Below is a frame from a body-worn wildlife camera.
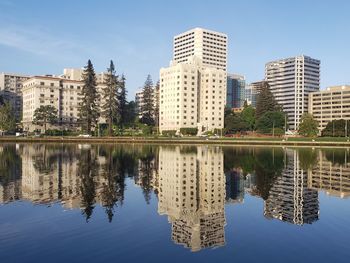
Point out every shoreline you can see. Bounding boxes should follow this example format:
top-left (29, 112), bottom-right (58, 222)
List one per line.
top-left (0, 136), bottom-right (349, 147)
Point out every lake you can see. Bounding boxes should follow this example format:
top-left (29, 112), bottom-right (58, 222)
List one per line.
top-left (0, 143), bottom-right (349, 263)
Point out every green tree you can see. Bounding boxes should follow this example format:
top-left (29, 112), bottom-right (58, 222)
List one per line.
top-left (255, 81), bottom-right (279, 119)
top-left (79, 60), bottom-right (100, 134)
top-left (33, 105), bottom-right (58, 133)
top-left (241, 105), bottom-right (255, 130)
top-left (102, 60), bottom-right (119, 136)
top-left (0, 103), bottom-right (16, 132)
top-left (224, 112), bottom-right (249, 134)
top-left (140, 75), bottom-right (155, 126)
top-left (322, 119), bottom-right (348, 137)
top-left (298, 113), bottom-right (319, 137)
top-left (117, 74), bottom-right (128, 131)
top-left (124, 101), bottom-right (137, 127)
top-left (256, 111), bottom-right (285, 135)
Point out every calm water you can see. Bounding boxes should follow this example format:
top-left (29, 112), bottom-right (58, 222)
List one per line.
top-left (0, 144), bottom-right (350, 263)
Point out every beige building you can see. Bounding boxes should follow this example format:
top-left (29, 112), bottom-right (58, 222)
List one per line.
top-left (22, 75), bottom-right (106, 132)
top-left (308, 85), bottom-right (350, 131)
top-left (173, 28), bottom-right (228, 71)
top-left (159, 57), bottom-right (226, 134)
top-left (158, 146), bottom-right (226, 251)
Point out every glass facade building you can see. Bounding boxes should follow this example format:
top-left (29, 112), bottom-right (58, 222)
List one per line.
top-left (226, 74), bottom-right (246, 109)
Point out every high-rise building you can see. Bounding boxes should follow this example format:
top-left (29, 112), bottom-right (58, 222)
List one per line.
top-left (0, 72), bottom-right (30, 121)
top-left (159, 57), bottom-right (226, 133)
top-left (173, 27), bottom-right (228, 71)
top-left (308, 85), bottom-right (350, 131)
top-left (265, 55), bottom-right (320, 130)
top-left (134, 87), bottom-right (158, 119)
top-left (245, 81), bottom-right (263, 108)
top-left (22, 75), bottom-right (106, 132)
top-left (226, 74), bottom-right (246, 109)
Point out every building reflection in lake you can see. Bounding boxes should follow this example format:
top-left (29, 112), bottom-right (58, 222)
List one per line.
top-left (158, 146), bottom-right (226, 252)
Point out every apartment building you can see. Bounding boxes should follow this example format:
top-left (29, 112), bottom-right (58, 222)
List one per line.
top-left (159, 57), bottom-right (226, 133)
top-left (265, 55), bottom-right (320, 130)
top-left (0, 72), bottom-right (30, 121)
top-left (308, 85), bottom-right (350, 131)
top-left (173, 27), bottom-right (228, 71)
top-left (22, 75), bottom-right (106, 132)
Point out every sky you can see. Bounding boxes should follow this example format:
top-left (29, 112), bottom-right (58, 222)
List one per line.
top-left (0, 0), bottom-right (349, 100)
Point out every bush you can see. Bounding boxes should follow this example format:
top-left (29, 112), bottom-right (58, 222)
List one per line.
top-left (180, 127), bottom-right (198, 136)
top-left (162, 130), bottom-right (177, 137)
top-left (141, 125), bottom-right (153, 136)
top-left (45, 129), bottom-right (79, 136)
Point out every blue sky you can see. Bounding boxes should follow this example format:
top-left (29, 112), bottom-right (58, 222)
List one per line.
top-left (0, 0), bottom-right (349, 100)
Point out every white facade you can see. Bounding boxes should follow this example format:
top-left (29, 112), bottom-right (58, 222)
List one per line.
top-left (159, 57), bottom-right (226, 133)
top-left (265, 55), bottom-right (320, 130)
top-left (22, 75), bottom-right (106, 132)
top-left (173, 28), bottom-right (228, 71)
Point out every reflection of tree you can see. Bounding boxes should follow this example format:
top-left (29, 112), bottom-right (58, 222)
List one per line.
top-left (297, 148), bottom-right (318, 170)
top-left (100, 146), bottom-right (125, 222)
top-left (323, 149), bottom-right (350, 166)
top-left (32, 145), bottom-right (58, 174)
top-left (223, 147), bottom-right (255, 175)
top-left (0, 145), bottom-right (21, 196)
top-left (77, 149), bottom-right (98, 222)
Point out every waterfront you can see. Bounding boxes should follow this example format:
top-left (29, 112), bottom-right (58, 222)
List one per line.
top-left (0, 143), bottom-right (350, 263)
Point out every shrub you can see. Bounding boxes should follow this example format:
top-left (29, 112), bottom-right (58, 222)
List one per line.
top-left (180, 127), bottom-right (198, 136)
top-left (162, 130), bottom-right (177, 137)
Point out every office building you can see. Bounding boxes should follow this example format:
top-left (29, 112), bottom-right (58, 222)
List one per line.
top-left (22, 75), bottom-right (106, 132)
top-left (308, 85), bottom-right (350, 131)
top-left (173, 27), bottom-right (227, 71)
top-left (245, 81), bottom-right (263, 108)
top-left (159, 57), bottom-right (226, 133)
top-left (226, 74), bottom-right (246, 109)
top-left (265, 55), bottom-right (320, 130)
top-left (0, 72), bottom-right (30, 121)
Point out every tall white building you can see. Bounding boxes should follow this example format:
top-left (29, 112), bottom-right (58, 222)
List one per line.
top-left (160, 28), bottom-right (227, 134)
top-left (265, 55), bottom-right (320, 130)
top-left (173, 27), bottom-right (228, 71)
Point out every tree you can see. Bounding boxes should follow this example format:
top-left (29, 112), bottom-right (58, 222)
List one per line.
top-left (241, 105), bottom-right (255, 130)
top-left (117, 74), bottom-right (128, 131)
top-left (0, 103), bottom-right (16, 132)
top-left (102, 60), bottom-right (119, 136)
top-left (33, 105), bottom-right (58, 133)
top-left (256, 111), bottom-right (285, 135)
top-left (124, 101), bottom-right (137, 127)
top-left (79, 60), bottom-right (100, 134)
top-left (224, 112), bottom-right (249, 134)
top-left (322, 119), bottom-right (348, 137)
top-left (255, 81), bottom-right (279, 119)
top-left (298, 113), bottom-right (319, 137)
top-left (140, 75), bottom-right (155, 126)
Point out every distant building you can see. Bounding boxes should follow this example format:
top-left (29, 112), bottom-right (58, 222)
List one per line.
top-left (265, 55), bottom-right (320, 130)
top-left (308, 85), bottom-right (350, 131)
top-left (226, 74), bottom-right (246, 109)
top-left (173, 27), bottom-right (228, 71)
top-left (0, 72), bottom-right (30, 121)
top-left (22, 75), bottom-right (106, 132)
top-left (245, 81), bottom-right (263, 108)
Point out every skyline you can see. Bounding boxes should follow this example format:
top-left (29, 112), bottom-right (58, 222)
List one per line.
top-left (0, 0), bottom-right (349, 100)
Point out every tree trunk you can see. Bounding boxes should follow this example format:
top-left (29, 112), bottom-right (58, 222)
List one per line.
top-left (108, 117), bottom-right (112, 137)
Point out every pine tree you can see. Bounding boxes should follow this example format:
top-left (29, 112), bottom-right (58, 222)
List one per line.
top-left (140, 75), bottom-right (155, 126)
top-left (255, 81), bottom-right (279, 119)
top-left (79, 60), bottom-right (100, 134)
top-left (102, 60), bottom-right (119, 136)
top-left (117, 74), bottom-right (128, 131)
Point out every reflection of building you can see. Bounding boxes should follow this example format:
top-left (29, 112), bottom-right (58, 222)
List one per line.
top-left (308, 85), bottom-right (350, 131)
top-left (158, 146), bottom-right (225, 252)
top-left (264, 149), bottom-right (319, 225)
top-left (308, 151), bottom-right (350, 198)
top-left (225, 168), bottom-right (244, 203)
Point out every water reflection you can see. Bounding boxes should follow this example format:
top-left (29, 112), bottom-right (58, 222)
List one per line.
top-left (1, 144), bottom-right (350, 252)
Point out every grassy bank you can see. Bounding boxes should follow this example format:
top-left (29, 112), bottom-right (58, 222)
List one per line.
top-left (0, 136), bottom-right (349, 147)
